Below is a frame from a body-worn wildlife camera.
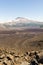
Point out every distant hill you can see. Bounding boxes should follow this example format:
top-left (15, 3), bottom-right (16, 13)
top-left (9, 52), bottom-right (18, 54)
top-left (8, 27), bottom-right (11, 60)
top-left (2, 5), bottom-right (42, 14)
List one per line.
top-left (0, 17), bottom-right (43, 30)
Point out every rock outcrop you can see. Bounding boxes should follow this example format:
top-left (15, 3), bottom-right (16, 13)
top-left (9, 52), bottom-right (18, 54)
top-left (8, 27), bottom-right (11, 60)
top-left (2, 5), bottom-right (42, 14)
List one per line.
top-left (0, 49), bottom-right (43, 65)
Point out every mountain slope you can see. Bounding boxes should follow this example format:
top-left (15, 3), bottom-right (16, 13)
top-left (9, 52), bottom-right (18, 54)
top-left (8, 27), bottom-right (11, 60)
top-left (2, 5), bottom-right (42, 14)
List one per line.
top-left (0, 17), bottom-right (43, 30)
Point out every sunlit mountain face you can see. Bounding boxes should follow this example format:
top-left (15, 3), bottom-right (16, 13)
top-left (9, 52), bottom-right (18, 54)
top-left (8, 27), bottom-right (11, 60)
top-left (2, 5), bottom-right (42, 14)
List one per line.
top-left (0, 17), bottom-right (43, 30)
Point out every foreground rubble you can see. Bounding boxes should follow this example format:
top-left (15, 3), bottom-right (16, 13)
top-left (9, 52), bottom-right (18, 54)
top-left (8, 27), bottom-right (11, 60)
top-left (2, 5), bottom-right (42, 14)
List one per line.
top-left (0, 49), bottom-right (43, 65)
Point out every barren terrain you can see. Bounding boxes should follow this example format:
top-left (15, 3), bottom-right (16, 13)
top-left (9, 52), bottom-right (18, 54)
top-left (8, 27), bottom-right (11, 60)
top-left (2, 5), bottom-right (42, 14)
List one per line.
top-left (0, 29), bottom-right (43, 65)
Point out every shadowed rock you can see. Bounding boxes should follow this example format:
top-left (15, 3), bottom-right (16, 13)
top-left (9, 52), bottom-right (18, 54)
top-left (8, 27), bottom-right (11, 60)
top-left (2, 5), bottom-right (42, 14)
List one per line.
top-left (38, 58), bottom-right (43, 64)
top-left (30, 59), bottom-right (38, 65)
top-left (3, 62), bottom-right (7, 65)
top-left (6, 56), bottom-right (12, 60)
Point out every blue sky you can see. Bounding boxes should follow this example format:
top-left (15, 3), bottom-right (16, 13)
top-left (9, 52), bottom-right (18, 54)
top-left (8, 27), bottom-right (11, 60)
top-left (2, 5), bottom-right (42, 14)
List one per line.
top-left (0, 0), bottom-right (43, 22)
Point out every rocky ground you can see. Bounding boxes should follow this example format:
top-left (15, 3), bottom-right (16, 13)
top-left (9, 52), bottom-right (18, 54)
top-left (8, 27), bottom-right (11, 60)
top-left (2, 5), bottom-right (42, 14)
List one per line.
top-left (0, 31), bottom-right (43, 65)
top-left (0, 49), bottom-right (43, 65)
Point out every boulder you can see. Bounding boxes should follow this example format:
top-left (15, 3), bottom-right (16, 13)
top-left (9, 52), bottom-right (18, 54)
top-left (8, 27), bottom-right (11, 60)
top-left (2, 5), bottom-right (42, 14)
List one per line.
top-left (30, 58), bottom-right (38, 65)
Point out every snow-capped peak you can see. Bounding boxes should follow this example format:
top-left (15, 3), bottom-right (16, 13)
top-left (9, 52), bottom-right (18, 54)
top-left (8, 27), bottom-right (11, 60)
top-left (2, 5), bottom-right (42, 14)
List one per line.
top-left (14, 17), bottom-right (31, 23)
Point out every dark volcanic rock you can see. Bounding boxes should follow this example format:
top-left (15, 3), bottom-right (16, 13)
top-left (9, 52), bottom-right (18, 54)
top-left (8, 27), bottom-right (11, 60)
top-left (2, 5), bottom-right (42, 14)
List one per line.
top-left (30, 59), bottom-right (38, 65)
top-left (38, 58), bottom-right (43, 64)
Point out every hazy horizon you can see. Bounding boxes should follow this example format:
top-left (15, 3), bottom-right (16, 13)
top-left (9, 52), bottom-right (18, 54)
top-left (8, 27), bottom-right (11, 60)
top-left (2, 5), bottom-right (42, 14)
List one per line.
top-left (0, 17), bottom-right (43, 23)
